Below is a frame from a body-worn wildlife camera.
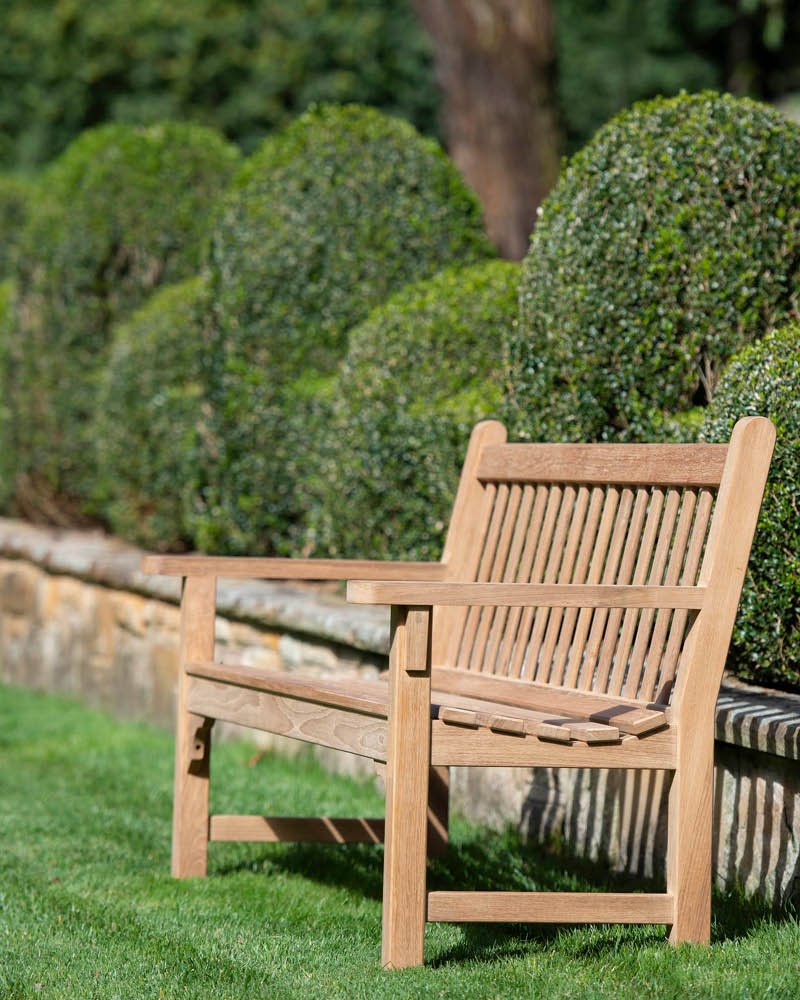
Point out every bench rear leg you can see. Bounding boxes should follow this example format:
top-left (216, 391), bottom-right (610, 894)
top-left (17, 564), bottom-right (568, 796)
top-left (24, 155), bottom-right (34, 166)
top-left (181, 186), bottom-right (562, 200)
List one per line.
top-left (427, 765), bottom-right (449, 858)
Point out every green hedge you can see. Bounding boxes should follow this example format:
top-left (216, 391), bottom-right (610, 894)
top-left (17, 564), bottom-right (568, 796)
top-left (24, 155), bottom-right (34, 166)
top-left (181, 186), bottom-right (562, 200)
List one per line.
top-left (0, 279), bottom-right (15, 510)
top-left (702, 324), bottom-right (800, 690)
top-left (306, 261), bottom-right (518, 561)
top-left (10, 122), bottom-right (240, 518)
top-left (195, 103), bottom-right (493, 555)
top-left (0, 0), bottom-right (437, 170)
top-left (0, 174), bottom-right (34, 278)
top-left (553, 0), bottom-right (730, 153)
top-left (506, 91), bottom-right (800, 444)
top-left (92, 277), bottom-right (209, 552)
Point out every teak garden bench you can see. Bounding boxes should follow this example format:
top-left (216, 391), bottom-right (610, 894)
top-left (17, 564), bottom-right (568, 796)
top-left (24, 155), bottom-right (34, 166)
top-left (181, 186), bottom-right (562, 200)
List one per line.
top-left (142, 416), bottom-right (774, 968)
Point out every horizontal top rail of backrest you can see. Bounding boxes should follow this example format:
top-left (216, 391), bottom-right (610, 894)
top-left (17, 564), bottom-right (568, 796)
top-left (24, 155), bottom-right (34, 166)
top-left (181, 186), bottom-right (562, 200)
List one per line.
top-left (477, 443), bottom-right (729, 488)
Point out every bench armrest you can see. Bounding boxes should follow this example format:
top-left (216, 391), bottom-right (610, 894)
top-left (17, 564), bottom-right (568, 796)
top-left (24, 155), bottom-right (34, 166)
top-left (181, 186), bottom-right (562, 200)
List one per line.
top-left (141, 555), bottom-right (446, 581)
top-left (346, 581), bottom-right (706, 609)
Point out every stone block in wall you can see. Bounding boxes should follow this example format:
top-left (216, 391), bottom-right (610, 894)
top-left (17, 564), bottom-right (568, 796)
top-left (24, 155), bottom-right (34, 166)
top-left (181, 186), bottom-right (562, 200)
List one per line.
top-left (111, 590), bottom-right (149, 638)
top-left (714, 742), bottom-right (800, 909)
top-left (1, 563), bottom-right (38, 616)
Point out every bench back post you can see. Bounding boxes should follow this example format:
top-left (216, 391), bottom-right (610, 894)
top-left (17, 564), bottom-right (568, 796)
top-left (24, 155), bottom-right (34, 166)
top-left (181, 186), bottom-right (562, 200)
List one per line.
top-left (433, 420), bottom-right (506, 665)
top-left (671, 416), bottom-right (775, 719)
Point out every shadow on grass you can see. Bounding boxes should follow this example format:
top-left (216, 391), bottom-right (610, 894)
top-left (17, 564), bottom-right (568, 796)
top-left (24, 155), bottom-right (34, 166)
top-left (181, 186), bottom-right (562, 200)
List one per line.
top-left (212, 823), bottom-right (785, 958)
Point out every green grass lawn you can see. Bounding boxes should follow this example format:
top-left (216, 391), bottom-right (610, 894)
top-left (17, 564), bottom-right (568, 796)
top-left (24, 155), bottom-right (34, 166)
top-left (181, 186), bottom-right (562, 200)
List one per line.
top-left (1, 683), bottom-right (798, 999)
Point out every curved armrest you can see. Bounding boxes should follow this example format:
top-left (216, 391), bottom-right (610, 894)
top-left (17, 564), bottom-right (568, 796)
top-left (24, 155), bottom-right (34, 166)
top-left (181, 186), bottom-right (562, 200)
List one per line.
top-left (141, 554), bottom-right (446, 581)
top-left (346, 581), bottom-right (706, 609)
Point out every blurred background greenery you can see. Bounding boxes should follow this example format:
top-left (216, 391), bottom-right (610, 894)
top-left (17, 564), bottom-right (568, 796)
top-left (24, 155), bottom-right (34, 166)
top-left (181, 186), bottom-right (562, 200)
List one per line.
top-left (2, 1), bottom-right (799, 255)
top-left (0, 1), bottom-right (798, 688)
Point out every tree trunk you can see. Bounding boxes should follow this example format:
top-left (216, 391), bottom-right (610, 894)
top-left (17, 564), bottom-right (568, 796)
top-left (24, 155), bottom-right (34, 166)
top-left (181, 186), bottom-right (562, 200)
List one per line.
top-left (414, 0), bottom-right (561, 260)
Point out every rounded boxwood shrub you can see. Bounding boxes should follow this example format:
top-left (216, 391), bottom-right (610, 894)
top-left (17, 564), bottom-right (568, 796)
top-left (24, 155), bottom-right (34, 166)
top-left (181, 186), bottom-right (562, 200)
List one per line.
top-left (11, 122), bottom-right (241, 518)
top-left (506, 91), bottom-right (800, 444)
top-left (305, 260), bottom-right (519, 561)
top-left (701, 324), bottom-right (800, 690)
top-left (93, 277), bottom-right (210, 551)
top-left (0, 173), bottom-right (34, 278)
top-left (196, 103), bottom-right (494, 555)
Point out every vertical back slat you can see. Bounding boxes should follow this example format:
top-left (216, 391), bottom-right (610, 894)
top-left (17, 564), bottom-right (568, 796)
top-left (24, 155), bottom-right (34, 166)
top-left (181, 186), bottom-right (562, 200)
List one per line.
top-left (508, 485), bottom-right (564, 678)
top-left (525, 485), bottom-right (578, 680)
top-left (562, 486), bottom-right (635, 689)
top-left (594, 489), bottom-right (665, 693)
top-left (548, 486), bottom-right (608, 686)
top-left (481, 484), bottom-right (536, 674)
top-left (469, 484), bottom-right (523, 671)
top-left (457, 483), bottom-right (508, 669)
top-left (652, 489), bottom-right (715, 702)
top-left (577, 487), bottom-right (650, 691)
top-left (635, 490), bottom-right (698, 701)
top-left (534, 486), bottom-right (594, 682)
top-left (494, 485), bottom-right (550, 677)
top-left (619, 488), bottom-right (682, 697)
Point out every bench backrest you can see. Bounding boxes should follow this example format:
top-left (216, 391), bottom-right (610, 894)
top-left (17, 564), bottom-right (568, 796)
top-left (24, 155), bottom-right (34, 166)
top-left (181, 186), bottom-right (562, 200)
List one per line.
top-left (433, 418), bottom-right (774, 715)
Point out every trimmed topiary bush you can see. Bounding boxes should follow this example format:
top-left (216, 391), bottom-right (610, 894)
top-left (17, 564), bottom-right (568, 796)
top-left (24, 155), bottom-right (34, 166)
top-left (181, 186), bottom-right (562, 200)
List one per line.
top-left (196, 103), bottom-right (494, 555)
top-left (506, 91), bottom-right (800, 444)
top-left (92, 277), bottom-right (210, 552)
top-left (305, 260), bottom-right (518, 561)
top-left (10, 123), bottom-right (241, 518)
top-left (0, 174), bottom-right (34, 278)
top-left (701, 323), bottom-right (800, 690)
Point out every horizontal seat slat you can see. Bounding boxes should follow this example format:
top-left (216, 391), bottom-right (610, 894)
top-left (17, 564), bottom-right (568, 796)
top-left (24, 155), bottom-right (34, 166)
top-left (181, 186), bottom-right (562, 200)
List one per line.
top-left (435, 697), bottom-right (617, 743)
top-left (438, 706), bottom-right (479, 728)
top-left (186, 663), bottom-right (623, 744)
top-left (186, 661), bottom-right (390, 716)
top-left (477, 443), bottom-right (728, 487)
top-left (488, 714), bottom-right (526, 736)
top-left (432, 667), bottom-right (669, 736)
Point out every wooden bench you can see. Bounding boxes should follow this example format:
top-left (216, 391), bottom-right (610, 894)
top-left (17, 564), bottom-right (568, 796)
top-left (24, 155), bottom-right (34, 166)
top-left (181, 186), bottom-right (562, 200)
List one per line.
top-left (143, 415), bottom-right (775, 968)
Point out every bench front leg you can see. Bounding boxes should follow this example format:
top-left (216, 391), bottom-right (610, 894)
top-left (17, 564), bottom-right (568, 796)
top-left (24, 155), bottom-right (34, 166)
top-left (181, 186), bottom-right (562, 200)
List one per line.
top-left (172, 575), bottom-right (217, 878)
top-left (381, 604), bottom-right (433, 969)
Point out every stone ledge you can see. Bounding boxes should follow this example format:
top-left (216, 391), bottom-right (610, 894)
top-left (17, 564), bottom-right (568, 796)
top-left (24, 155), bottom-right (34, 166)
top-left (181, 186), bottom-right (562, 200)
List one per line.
top-left (1, 518), bottom-right (797, 763)
top-left (0, 519), bottom-right (390, 655)
top-left (716, 678), bottom-right (800, 762)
